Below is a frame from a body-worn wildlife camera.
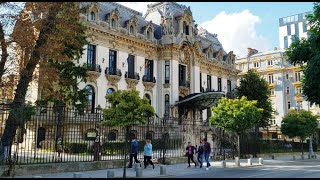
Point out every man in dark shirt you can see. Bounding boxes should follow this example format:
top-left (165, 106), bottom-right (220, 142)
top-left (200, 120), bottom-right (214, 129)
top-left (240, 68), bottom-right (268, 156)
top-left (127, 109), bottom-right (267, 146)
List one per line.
top-left (203, 138), bottom-right (211, 170)
top-left (128, 134), bottom-right (141, 168)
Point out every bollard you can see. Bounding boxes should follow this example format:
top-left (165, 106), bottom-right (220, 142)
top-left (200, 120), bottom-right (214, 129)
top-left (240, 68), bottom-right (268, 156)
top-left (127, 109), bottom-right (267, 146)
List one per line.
top-left (32, 176), bottom-right (42, 178)
top-left (293, 155), bottom-right (296, 160)
top-left (247, 158), bottom-right (252, 166)
top-left (135, 163), bottom-right (141, 171)
top-left (107, 170), bottom-right (115, 178)
top-left (301, 155), bottom-right (304, 160)
top-left (221, 161), bottom-right (226, 168)
top-left (73, 172), bottom-right (82, 178)
top-left (235, 157), bottom-right (240, 167)
top-left (160, 165), bottom-right (167, 175)
top-left (258, 158), bottom-right (263, 165)
top-left (136, 167), bottom-right (143, 177)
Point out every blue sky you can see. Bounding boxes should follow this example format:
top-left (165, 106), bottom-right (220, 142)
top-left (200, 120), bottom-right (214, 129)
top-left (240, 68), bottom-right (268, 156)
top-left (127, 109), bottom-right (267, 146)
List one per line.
top-left (120, 2), bottom-right (314, 56)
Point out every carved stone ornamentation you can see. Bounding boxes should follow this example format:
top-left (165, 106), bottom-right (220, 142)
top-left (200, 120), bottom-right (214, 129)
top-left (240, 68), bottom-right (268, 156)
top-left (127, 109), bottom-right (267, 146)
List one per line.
top-left (125, 79), bottom-right (139, 90)
top-left (179, 86), bottom-right (189, 97)
top-left (106, 74), bottom-right (121, 87)
top-left (87, 71), bottom-right (100, 84)
top-left (143, 82), bottom-right (156, 92)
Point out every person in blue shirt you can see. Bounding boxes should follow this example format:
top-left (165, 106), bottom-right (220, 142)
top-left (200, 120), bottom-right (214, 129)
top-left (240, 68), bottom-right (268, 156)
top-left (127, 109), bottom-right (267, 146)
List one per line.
top-left (196, 139), bottom-right (204, 168)
top-left (143, 139), bottom-right (154, 169)
top-left (128, 134), bottom-right (141, 168)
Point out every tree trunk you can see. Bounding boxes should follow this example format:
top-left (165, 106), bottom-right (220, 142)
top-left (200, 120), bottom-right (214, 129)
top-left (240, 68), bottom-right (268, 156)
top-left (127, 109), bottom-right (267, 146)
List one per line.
top-left (0, 3), bottom-right (62, 164)
top-left (237, 133), bottom-right (240, 159)
top-left (123, 126), bottom-right (132, 178)
top-left (254, 125), bottom-right (259, 157)
top-left (301, 139), bottom-right (304, 156)
top-left (0, 22), bottom-right (8, 84)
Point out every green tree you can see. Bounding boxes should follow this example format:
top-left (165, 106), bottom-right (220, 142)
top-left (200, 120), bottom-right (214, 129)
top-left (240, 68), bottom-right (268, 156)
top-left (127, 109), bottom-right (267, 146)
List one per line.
top-left (210, 96), bottom-right (263, 158)
top-left (281, 110), bottom-right (318, 156)
top-left (1, 2), bottom-right (88, 168)
top-left (101, 90), bottom-right (155, 178)
top-left (285, 2), bottom-right (320, 105)
top-left (236, 69), bottom-right (273, 156)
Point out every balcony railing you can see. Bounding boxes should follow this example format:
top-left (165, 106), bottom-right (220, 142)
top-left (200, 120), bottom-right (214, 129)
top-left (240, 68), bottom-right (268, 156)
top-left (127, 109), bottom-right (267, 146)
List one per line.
top-left (142, 75), bottom-right (156, 83)
top-left (125, 71), bottom-right (140, 80)
top-left (105, 67), bottom-right (122, 77)
top-left (179, 80), bottom-right (190, 88)
top-left (87, 64), bottom-right (101, 73)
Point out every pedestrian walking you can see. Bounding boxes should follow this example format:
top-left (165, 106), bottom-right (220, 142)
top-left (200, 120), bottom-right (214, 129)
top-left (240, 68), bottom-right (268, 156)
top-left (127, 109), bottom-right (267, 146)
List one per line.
top-left (185, 141), bottom-right (197, 168)
top-left (196, 139), bottom-right (204, 168)
top-left (128, 134), bottom-right (141, 168)
top-left (203, 138), bottom-right (211, 170)
top-left (143, 139), bottom-right (154, 169)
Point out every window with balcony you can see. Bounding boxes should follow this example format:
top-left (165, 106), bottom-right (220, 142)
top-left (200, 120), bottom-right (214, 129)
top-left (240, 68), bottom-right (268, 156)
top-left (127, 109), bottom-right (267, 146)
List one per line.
top-left (85, 85), bottom-right (95, 113)
top-left (286, 87), bottom-right (290, 94)
top-left (207, 75), bottom-right (211, 91)
top-left (87, 44), bottom-right (96, 65)
top-left (179, 64), bottom-right (187, 86)
top-left (108, 49), bottom-right (117, 74)
top-left (143, 59), bottom-right (154, 82)
top-left (268, 74), bottom-right (274, 84)
top-left (218, 77), bottom-right (222, 92)
top-left (165, 61), bottom-right (170, 84)
top-left (295, 71), bottom-right (301, 82)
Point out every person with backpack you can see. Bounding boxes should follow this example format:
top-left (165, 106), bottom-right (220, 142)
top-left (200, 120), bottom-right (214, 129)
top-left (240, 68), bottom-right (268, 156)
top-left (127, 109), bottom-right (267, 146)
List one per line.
top-left (196, 139), bottom-right (204, 168)
top-left (203, 138), bottom-right (211, 170)
top-left (128, 134), bottom-right (141, 168)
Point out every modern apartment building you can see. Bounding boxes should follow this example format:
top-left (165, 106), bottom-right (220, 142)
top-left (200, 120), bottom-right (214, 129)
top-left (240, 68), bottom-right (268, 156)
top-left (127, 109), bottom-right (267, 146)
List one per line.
top-left (279, 11), bottom-right (312, 49)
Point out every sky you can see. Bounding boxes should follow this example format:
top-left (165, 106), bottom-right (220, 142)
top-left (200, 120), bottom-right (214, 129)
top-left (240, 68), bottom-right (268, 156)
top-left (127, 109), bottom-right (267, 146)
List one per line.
top-left (119, 2), bottom-right (314, 57)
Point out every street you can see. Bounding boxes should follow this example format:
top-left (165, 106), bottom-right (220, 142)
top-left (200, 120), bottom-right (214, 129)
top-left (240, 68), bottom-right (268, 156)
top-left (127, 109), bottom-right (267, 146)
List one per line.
top-left (159, 160), bottom-right (320, 178)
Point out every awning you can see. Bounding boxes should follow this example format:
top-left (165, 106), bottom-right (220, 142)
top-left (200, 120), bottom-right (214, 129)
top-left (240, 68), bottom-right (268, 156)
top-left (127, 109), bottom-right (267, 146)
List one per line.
top-left (172, 91), bottom-right (225, 111)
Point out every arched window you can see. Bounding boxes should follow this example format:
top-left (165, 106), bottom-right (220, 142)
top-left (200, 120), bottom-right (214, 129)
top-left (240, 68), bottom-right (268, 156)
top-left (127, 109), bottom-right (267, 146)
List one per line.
top-left (111, 18), bottom-right (116, 28)
top-left (108, 132), bottom-right (117, 141)
top-left (147, 28), bottom-right (152, 39)
top-left (144, 94), bottom-right (151, 105)
top-left (129, 25), bottom-right (134, 34)
top-left (90, 11), bottom-right (95, 21)
top-left (85, 85), bottom-right (95, 113)
top-left (164, 94), bottom-right (170, 117)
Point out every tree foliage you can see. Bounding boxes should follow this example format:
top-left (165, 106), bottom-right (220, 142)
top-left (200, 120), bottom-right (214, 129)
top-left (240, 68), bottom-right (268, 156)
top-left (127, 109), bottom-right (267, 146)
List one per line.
top-left (101, 90), bottom-right (155, 127)
top-left (285, 2), bottom-right (320, 105)
top-left (281, 110), bottom-right (318, 141)
top-left (210, 96), bottom-right (263, 134)
top-left (236, 69), bottom-right (273, 128)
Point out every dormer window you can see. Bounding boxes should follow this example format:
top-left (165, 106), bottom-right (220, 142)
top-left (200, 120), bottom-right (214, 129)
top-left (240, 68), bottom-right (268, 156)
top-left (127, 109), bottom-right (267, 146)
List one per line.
top-left (90, 11), bottom-right (95, 21)
top-left (129, 25), bottom-right (134, 34)
top-left (183, 21), bottom-right (189, 35)
top-left (111, 18), bottom-right (116, 28)
top-left (147, 28), bottom-right (152, 40)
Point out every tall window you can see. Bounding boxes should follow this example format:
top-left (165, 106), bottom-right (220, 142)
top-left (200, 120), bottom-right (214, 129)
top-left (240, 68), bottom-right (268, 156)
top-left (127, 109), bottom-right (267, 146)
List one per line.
top-left (165, 61), bottom-right (170, 84)
top-left (207, 75), bottom-right (211, 91)
top-left (127, 55), bottom-right (135, 78)
top-left (144, 59), bottom-right (154, 79)
top-left (295, 86), bottom-right (302, 94)
top-left (164, 94), bottom-right (170, 117)
top-left (267, 60), bottom-right (273, 66)
top-left (270, 88), bottom-right (275, 96)
top-left (227, 80), bottom-right (231, 93)
top-left (147, 28), bottom-right (152, 39)
top-left (287, 24), bottom-right (291, 35)
top-left (179, 64), bottom-right (186, 85)
top-left (286, 73), bottom-right (289, 80)
top-left (109, 50), bottom-right (117, 73)
top-left (111, 18), bottom-right (116, 28)
top-left (268, 74), bottom-right (274, 84)
top-left (287, 101), bottom-right (291, 110)
top-left (207, 107), bottom-right (212, 120)
top-left (284, 36), bottom-right (288, 49)
top-left (286, 87), bottom-right (290, 94)
top-left (295, 71), bottom-right (301, 82)
top-left (85, 85), bottom-right (95, 113)
top-left (303, 21), bottom-right (307, 32)
top-left (217, 77), bottom-right (222, 92)
top-left (183, 21), bottom-right (189, 35)
top-left (129, 25), bottom-right (134, 34)
top-left (90, 12), bottom-right (95, 21)
top-left (144, 94), bottom-right (151, 105)
top-left (87, 44), bottom-right (96, 65)
top-left (200, 73), bottom-right (202, 92)
top-left (294, 23), bottom-right (299, 37)
top-left (253, 62), bottom-right (259, 68)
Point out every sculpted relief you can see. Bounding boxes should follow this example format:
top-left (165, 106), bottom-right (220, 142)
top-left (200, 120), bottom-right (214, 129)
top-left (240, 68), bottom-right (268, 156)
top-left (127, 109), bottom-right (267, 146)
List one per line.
top-left (158, 7), bottom-right (174, 35)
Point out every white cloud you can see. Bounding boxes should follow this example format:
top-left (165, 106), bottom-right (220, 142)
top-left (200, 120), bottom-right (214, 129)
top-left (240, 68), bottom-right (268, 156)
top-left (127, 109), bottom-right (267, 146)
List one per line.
top-left (200, 10), bottom-right (272, 56)
top-left (118, 2), bottom-right (149, 16)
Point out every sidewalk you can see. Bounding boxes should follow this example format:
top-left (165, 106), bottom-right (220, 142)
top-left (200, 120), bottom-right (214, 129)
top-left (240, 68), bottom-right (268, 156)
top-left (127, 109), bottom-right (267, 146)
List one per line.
top-left (14, 158), bottom-right (263, 178)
